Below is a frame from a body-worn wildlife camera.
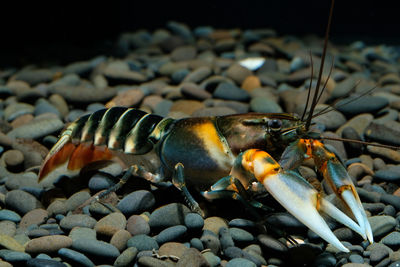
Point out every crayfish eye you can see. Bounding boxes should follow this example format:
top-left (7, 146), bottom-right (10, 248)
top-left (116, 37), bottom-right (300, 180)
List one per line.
top-left (268, 119), bottom-right (282, 132)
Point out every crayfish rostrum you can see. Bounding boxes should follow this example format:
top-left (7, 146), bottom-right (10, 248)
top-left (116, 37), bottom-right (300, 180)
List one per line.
top-left (38, 0), bottom-right (374, 253)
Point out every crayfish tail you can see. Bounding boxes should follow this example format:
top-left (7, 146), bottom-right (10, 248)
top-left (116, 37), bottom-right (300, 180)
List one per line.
top-left (38, 135), bottom-right (114, 188)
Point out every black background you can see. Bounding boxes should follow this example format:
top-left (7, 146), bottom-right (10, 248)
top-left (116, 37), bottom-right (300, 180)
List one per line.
top-left (1, 0), bottom-right (400, 67)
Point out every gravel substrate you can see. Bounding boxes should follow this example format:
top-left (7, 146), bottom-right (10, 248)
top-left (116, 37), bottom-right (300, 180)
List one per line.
top-left (0, 21), bottom-right (400, 267)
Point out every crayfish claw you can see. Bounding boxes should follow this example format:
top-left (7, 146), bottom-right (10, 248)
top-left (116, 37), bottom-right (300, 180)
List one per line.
top-left (261, 170), bottom-right (349, 252)
top-left (340, 189), bottom-right (373, 243)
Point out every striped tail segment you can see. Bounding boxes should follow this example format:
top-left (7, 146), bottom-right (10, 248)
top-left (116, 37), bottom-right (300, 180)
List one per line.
top-left (38, 107), bottom-right (174, 185)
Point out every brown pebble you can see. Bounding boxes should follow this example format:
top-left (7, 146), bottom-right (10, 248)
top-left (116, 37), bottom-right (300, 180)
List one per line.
top-left (25, 235), bottom-right (72, 254)
top-left (158, 242), bottom-right (188, 259)
top-left (126, 215), bottom-right (150, 236)
top-left (171, 45), bottom-right (197, 62)
top-left (176, 248), bottom-right (209, 267)
top-left (141, 95), bottom-right (164, 111)
top-left (105, 89), bottom-right (144, 108)
top-left (2, 150), bottom-right (24, 172)
top-left (225, 64), bottom-right (253, 85)
top-left (110, 229), bottom-right (131, 252)
top-left (94, 212), bottom-right (126, 236)
top-left (20, 209), bottom-right (49, 229)
top-left (169, 100), bottom-right (204, 115)
top-left (373, 158), bottom-right (386, 170)
top-left (347, 163), bottom-right (374, 181)
top-left (203, 217), bottom-right (228, 235)
top-left (10, 114), bottom-right (34, 128)
top-left (367, 146), bottom-right (400, 163)
top-left (0, 131), bottom-right (13, 147)
top-left (248, 42), bottom-right (274, 55)
top-left (241, 75), bottom-right (261, 91)
top-left (393, 188), bottom-right (400, 197)
top-left (49, 94), bottom-right (69, 117)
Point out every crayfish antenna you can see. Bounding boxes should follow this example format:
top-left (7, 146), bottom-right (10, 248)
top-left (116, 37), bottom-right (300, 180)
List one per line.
top-left (303, 0), bottom-right (335, 131)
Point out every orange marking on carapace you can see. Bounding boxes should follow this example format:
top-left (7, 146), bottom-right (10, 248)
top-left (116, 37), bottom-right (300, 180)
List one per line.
top-left (67, 144), bottom-right (113, 170)
top-left (38, 142), bottom-right (76, 182)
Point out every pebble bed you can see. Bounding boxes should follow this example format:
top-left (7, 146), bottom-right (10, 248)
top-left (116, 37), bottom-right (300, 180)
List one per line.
top-left (0, 21), bottom-right (399, 267)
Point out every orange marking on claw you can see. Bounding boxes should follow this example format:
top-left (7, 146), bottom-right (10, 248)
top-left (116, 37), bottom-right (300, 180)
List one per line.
top-left (242, 149), bottom-right (280, 183)
top-left (38, 142), bottom-right (76, 182)
top-left (67, 144), bottom-right (113, 170)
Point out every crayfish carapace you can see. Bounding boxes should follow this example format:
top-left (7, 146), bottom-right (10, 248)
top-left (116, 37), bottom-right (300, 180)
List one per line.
top-left (38, 0), bottom-right (375, 253)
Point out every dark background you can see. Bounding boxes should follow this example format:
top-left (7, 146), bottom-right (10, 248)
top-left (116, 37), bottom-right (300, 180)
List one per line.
top-left (1, 0), bottom-right (400, 67)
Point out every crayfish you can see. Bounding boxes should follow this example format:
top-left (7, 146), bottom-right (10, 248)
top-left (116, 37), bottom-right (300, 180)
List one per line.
top-left (39, 0), bottom-right (377, 253)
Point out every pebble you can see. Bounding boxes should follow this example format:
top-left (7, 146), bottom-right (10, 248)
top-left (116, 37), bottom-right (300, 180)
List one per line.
top-left (72, 238), bottom-right (120, 260)
top-left (4, 103), bottom-right (35, 122)
top-left (117, 190), bottom-right (155, 216)
top-left (127, 234), bottom-right (159, 252)
top-left (219, 227), bottom-right (235, 250)
top-left (226, 258), bottom-right (256, 267)
top-left (229, 227), bottom-right (254, 243)
top-left (94, 212), bottom-right (126, 236)
top-left (203, 216), bottom-right (228, 235)
top-left (201, 233), bottom-right (221, 255)
top-left (336, 96), bottom-right (388, 116)
top-left (365, 122), bottom-right (400, 146)
top-left (184, 213), bottom-right (204, 230)
top-left (155, 225), bottom-right (187, 244)
top-left (213, 82), bottom-right (250, 101)
top-left (249, 96), bottom-right (283, 113)
top-left (110, 229), bottom-right (131, 252)
top-left (381, 231), bottom-right (400, 247)
top-left (0, 209), bottom-right (21, 222)
top-left (105, 89), bottom-right (144, 108)
top-left (367, 146), bottom-right (400, 163)
top-left (374, 166), bottom-right (400, 181)
top-left (49, 86), bottom-right (117, 104)
top-left (349, 254), bottom-right (364, 263)
top-left (59, 214), bottom-right (97, 230)
top-left (183, 66), bottom-right (212, 83)
top-left (5, 190), bottom-right (42, 215)
top-left (137, 256), bottom-right (175, 267)
top-left (25, 235), bottom-right (72, 254)
top-left (369, 216), bottom-right (397, 237)
top-left (2, 251), bottom-right (31, 263)
top-left (158, 242), bottom-right (188, 259)
top-left (26, 258), bottom-right (67, 267)
top-left (68, 227), bottom-right (97, 242)
top-left (2, 149), bottom-right (24, 171)
top-left (313, 104), bottom-right (347, 130)
top-left (58, 247), bottom-right (95, 267)
top-left (148, 203), bottom-right (190, 229)
top-left (171, 46), bottom-right (197, 62)
top-left (257, 234), bottom-right (288, 254)
top-left (202, 251), bottom-right (221, 267)
top-left (176, 247), bottom-right (209, 267)
top-left (19, 209), bottom-right (48, 229)
top-left (181, 83), bottom-right (212, 100)
top-left (7, 117), bottom-right (64, 139)
top-left (192, 106), bottom-right (236, 116)
top-left (241, 75), bottom-right (261, 91)
top-left (190, 238), bottom-right (204, 251)
top-left (114, 247), bottom-right (137, 267)
top-left (225, 64), bottom-right (254, 85)
top-left (0, 234), bottom-right (25, 252)
top-left (380, 194), bottom-right (400, 210)
top-left (126, 214), bottom-right (150, 236)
